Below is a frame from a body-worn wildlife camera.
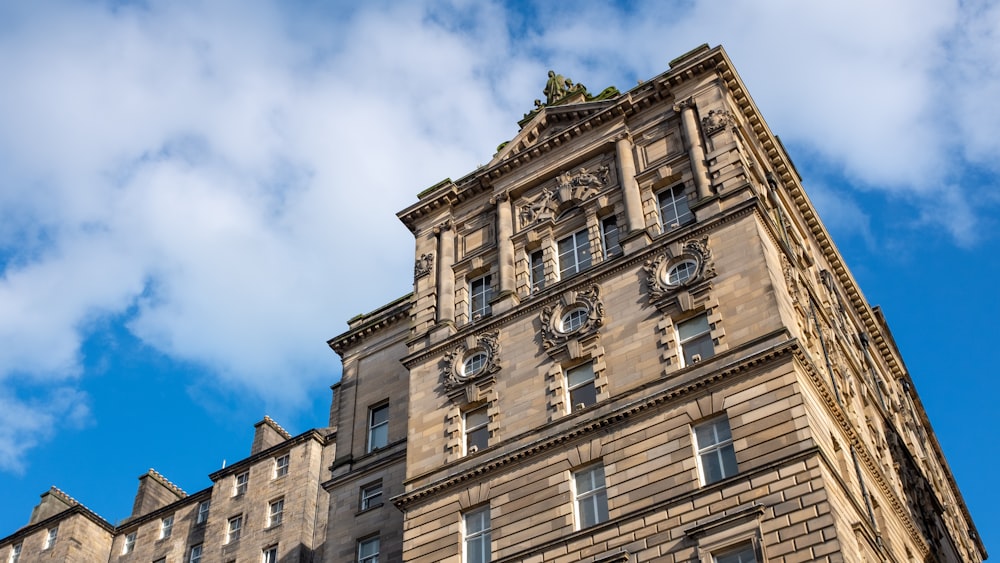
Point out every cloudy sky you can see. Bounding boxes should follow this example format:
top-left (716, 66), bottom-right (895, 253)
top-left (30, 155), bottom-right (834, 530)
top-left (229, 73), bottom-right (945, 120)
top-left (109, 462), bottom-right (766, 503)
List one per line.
top-left (0, 0), bottom-right (996, 551)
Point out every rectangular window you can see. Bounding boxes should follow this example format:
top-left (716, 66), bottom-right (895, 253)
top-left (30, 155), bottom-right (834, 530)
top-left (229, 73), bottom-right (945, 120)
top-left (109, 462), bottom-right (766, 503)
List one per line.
top-left (601, 216), bottom-right (621, 258)
top-left (464, 405), bottom-right (489, 454)
top-left (358, 536), bottom-right (379, 563)
top-left (189, 544), bottom-right (203, 563)
top-left (196, 500), bottom-right (210, 524)
top-left (469, 275), bottom-right (493, 319)
top-left (227, 515), bottom-right (243, 544)
top-left (44, 527), bottom-right (57, 549)
top-left (268, 498), bottom-right (284, 527)
top-left (274, 454), bottom-right (290, 478)
top-left (367, 403), bottom-right (389, 452)
top-left (9, 544), bottom-right (21, 563)
top-left (573, 464), bottom-right (609, 529)
top-left (694, 415), bottom-right (739, 485)
top-left (263, 546), bottom-right (278, 563)
top-left (558, 229), bottom-right (591, 279)
top-left (714, 542), bottom-right (757, 563)
top-left (530, 250), bottom-right (545, 292)
top-left (678, 314), bottom-right (714, 365)
top-left (566, 363), bottom-right (597, 412)
top-left (160, 515), bottom-right (173, 539)
top-left (234, 471), bottom-right (249, 496)
top-left (658, 184), bottom-right (693, 230)
top-left (123, 532), bottom-right (136, 554)
top-left (463, 506), bottom-right (491, 563)
top-left (360, 482), bottom-right (383, 511)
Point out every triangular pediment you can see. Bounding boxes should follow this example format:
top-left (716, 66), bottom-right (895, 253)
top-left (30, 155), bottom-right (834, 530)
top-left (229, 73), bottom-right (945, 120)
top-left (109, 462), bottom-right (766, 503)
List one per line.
top-left (489, 97), bottom-right (619, 168)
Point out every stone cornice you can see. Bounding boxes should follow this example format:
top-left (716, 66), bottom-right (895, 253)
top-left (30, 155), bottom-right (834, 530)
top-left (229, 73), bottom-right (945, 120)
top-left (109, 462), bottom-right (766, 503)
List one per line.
top-left (393, 339), bottom-right (797, 510)
top-left (790, 346), bottom-right (931, 557)
top-left (722, 47), bottom-right (984, 551)
top-left (328, 294), bottom-right (412, 356)
top-left (396, 47), bottom-right (732, 235)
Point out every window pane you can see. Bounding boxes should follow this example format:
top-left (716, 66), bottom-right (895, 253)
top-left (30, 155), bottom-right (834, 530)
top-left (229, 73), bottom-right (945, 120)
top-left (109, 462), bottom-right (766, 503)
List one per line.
top-left (602, 217), bottom-right (620, 257)
top-left (530, 251), bottom-right (545, 291)
top-left (569, 383), bottom-right (597, 410)
top-left (715, 543), bottom-right (757, 563)
top-left (683, 334), bottom-right (715, 364)
top-left (567, 363), bottom-right (594, 387)
top-left (467, 426), bottom-right (489, 452)
top-left (678, 315), bottom-right (710, 340)
top-left (466, 406), bottom-right (488, 427)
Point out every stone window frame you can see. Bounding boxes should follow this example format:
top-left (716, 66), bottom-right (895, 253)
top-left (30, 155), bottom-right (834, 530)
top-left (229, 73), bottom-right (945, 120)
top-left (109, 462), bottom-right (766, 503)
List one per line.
top-left (226, 514), bottom-right (243, 544)
top-left (455, 261), bottom-right (498, 327)
top-left (366, 402), bottom-right (390, 453)
top-left (233, 471), bottom-right (249, 497)
top-left (655, 301), bottom-right (725, 378)
top-left (160, 514), bottom-right (174, 539)
top-left (357, 535), bottom-right (380, 563)
top-left (572, 462), bottom-right (609, 530)
top-left (444, 390), bottom-right (499, 464)
top-left (188, 543), bottom-right (203, 563)
top-left (44, 527), bottom-right (57, 550)
top-left (196, 500), bottom-right (210, 525)
top-left (463, 403), bottom-right (490, 455)
top-left (267, 497), bottom-right (284, 527)
top-left (462, 504), bottom-right (492, 563)
top-left (684, 504), bottom-right (766, 563)
top-left (123, 531), bottom-right (136, 554)
top-left (656, 182), bottom-right (695, 232)
top-left (262, 545), bottom-right (278, 563)
top-left (540, 284), bottom-right (606, 354)
top-left (692, 414), bottom-right (739, 486)
top-left (273, 453), bottom-right (290, 479)
top-left (545, 342), bottom-right (607, 422)
top-left (359, 480), bottom-right (383, 512)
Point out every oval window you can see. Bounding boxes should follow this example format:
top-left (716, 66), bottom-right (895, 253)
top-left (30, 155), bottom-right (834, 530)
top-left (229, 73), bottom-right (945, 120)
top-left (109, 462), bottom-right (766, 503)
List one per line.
top-left (666, 259), bottom-right (698, 285)
top-left (560, 307), bottom-right (588, 333)
top-left (462, 351), bottom-right (488, 377)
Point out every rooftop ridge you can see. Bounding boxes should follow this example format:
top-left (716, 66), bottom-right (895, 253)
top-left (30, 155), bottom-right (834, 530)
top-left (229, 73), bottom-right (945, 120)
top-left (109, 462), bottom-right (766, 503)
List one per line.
top-left (144, 468), bottom-right (187, 498)
top-left (261, 415), bottom-right (292, 440)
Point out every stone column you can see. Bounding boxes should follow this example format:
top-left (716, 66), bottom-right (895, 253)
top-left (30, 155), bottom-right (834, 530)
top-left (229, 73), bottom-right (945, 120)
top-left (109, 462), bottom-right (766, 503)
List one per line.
top-left (676, 98), bottom-right (711, 200)
top-left (615, 133), bottom-right (644, 233)
top-left (434, 221), bottom-right (455, 324)
top-left (494, 192), bottom-right (515, 293)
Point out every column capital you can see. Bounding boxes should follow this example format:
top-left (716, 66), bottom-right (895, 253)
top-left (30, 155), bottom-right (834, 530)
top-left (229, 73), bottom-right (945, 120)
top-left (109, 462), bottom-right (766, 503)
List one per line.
top-left (673, 97), bottom-right (696, 113)
top-left (489, 190), bottom-right (510, 205)
top-left (433, 220), bottom-right (453, 235)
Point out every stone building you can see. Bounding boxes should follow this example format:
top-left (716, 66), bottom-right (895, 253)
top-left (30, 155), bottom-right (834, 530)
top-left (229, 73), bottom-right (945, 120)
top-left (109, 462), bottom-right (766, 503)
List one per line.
top-left (0, 44), bottom-right (986, 563)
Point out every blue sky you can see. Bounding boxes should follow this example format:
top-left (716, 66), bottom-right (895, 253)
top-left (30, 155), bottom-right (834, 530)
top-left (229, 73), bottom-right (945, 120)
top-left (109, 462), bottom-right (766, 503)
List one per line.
top-left (0, 0), bottom-right (996, 552)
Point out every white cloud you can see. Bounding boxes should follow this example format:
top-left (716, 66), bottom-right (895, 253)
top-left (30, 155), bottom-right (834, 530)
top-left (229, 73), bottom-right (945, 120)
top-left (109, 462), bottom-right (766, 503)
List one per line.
top-left (0, 0), bottom-right (997, 471)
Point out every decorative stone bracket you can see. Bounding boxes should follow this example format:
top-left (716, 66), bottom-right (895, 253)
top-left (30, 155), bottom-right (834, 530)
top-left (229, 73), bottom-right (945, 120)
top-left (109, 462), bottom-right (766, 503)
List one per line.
top-left (643, 236), bottom-right (715, 312)
top-left (441, 330), bottom-right (501, 404)
top-left (540, 284), bottom-right (605, 356)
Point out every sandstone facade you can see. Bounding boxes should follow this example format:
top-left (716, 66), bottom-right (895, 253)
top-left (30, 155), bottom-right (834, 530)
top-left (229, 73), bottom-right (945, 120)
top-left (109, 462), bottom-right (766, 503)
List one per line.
top-left (0, 44), bottom-right (985, 563)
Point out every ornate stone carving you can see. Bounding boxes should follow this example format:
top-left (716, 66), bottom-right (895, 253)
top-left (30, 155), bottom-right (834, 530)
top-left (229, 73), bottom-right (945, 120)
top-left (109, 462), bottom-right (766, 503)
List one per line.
top-left (643, 236), bottom-right (715, 305)
top-left (540, 284), bottom-right (605, 351)
top-left (700, 109), bottom-right (735, 135)
top-left (518, 165), bottom-right (610, 229)
top-left (442, 330), bottom-right (501, 397)
top-left (543, 70), bottom-right (587, 105)
top-left (414, 253), bottom-right (433, 279)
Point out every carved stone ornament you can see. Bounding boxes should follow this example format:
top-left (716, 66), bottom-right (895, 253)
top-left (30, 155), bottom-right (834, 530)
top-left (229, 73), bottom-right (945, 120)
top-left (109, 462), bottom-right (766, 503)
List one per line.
top-left (700, 109), bottom-right (736, 135)
top-left (414, 253), bottom-right (434, 279)
top-left (518, 165), bottom-right (610, 229)
top-left (643, 236), bottom-right (715, 308)
top-left (540, 284), bottom-right (605, 350)
top-left (442, 330), bottom-right (501, 394)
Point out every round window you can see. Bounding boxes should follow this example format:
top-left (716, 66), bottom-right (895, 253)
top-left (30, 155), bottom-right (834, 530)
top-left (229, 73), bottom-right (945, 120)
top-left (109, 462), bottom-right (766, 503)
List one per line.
top-left (665, 259), bottom-right (698, 285)
top-left (462, 351), bottom-right (488, 377)
top-left (560, 307), bottom-right (588, 333)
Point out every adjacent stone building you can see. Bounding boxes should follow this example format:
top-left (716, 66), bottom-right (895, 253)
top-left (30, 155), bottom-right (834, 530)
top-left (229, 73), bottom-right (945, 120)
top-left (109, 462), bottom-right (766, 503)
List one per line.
top-left (0, 44), bottom-right (986, 563)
